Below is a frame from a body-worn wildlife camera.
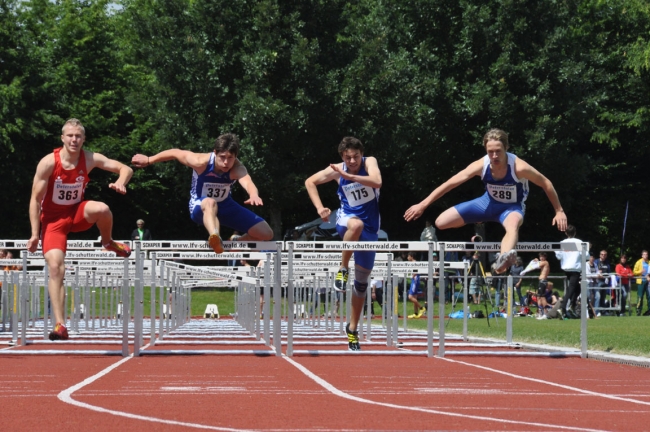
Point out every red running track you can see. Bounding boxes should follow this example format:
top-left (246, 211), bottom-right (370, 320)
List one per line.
top-left (1, 346), bottom-right (649, 431)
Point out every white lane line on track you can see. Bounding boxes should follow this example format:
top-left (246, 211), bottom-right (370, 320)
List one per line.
top-left (437, 356), bottom-right (650, 407)
top-left (57, 345), bottom-right (252, 432)
top-left (280, 353), bottom-right (606, 432)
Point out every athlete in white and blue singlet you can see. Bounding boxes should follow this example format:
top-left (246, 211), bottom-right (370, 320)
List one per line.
top-left (132, 134), bottom-right (273, 254)
top-left (404, 129), bottom-right (567, 274)
top-left (305, 137), bottom-right (382, 350)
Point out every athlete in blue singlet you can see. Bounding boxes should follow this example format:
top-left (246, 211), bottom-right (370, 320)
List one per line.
top-left (404, 128), bottom-right (567, 274)
top-left (132, 134), bottom-right (273, 254)
top-left (305, 137), bottom-right (382, 351)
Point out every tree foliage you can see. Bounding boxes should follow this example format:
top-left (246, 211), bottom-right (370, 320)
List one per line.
top-left (1, 0), bottom-right (649, 257)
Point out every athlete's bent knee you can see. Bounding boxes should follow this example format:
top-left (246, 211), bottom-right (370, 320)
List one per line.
top-left (352, 266), bottom-right (372, 298)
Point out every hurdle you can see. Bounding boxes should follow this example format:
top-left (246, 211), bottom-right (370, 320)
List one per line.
top-left (0, 238), bottom-right (590, 359)
top-left (437, 241), bottom-right (588, 358)
top-left (0, 239), bottom-right (137, 356)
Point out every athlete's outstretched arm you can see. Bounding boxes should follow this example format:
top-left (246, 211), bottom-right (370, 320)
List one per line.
top-left (27, 156), bottom-right (54, 252)
top-left (329, 156), bottom-right (382, 188)
top-left (89, 151), bottom-right (133, 194)
top-left (515, 159), bottom-right (567, 231)
top-left (305, 166), bottom-right (340, 222)
top-left (404, 159), bottom-right (483, 222)
top-left (131, 149), bottom-right (207, 172)
top-left (238, 174), bottom-right (263, 206)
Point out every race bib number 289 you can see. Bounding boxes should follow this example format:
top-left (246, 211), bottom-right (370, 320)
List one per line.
top-left (487, 184), bottom-right (517, 203)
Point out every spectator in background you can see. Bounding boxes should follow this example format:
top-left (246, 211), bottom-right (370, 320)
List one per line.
top-left (227, 231), bottom-right (242, 266)
top-left (523, 253), bottom-right (553, 315)
top-left (368, 278), bottom-right (384, 318)
top-left (407, 272), bottom-right (425, 318)
top-left (510, 256), bottom-right (525, 306)
top-left (615, 254), bottom-right (633, 316)
top-left (420, 219), bottom-right (437, 260)
top-left (555, 225), bottom-right (583, 318)
top-left (467, 251), bottom-right (482, 304)
top-left (633, 250), bottom-right (650, 316)
top-left (594, 250), bottom-right (611, 316)
top-left (586, 252), bottom-right (598, 308)
top-left (420, 219), bottom-right (438, 242)
top-left (131, 219), bottom-right (153, 241)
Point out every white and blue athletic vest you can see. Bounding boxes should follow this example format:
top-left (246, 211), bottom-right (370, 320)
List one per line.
top-left (481, 152), bottom-right (529, 208)
top-left (189, 152), bottom-right (236, 211)
top-left (336, 157), bottom-right (381, 233)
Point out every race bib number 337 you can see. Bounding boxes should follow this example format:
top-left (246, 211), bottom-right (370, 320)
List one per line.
top-left (201, 182), bottom-right (230, 202)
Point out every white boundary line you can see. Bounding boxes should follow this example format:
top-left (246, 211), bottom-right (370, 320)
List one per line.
top-left (436, 356), bottom-right (650, 407)
top-left (280, 353), bottom-right (606, 432)
top-left (282, 355), bottom-right (600, 431)
top-left (57, 346), bottom-right (252, 432)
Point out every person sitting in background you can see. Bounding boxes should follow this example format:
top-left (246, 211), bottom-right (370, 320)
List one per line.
top-left (537, 292), bottom-right (563, 320)
top-left (131, 219), bottom-right (153, 241)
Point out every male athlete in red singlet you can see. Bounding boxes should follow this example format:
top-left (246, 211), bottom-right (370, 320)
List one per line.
top-left (27, 119), bottom-right (133, 340)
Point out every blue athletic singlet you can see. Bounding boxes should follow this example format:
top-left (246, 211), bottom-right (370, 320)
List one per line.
top-left (455, 152), bottom-right (528, 225)
top-left (189, 152), bottom-right (235, 210)
top-left (188, 152), bottom-right (265, 233)
top-left (335, 157), bottom-right (381, 270)
top-left (481, 152), bottom-right (529, 207)
top-left (336, 157), bottom-right (381, 234)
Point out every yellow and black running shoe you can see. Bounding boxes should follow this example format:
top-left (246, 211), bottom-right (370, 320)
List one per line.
top-left (334, 267), bottom-right (348, 292)
top-left (346, 323), bottom-right (360, 351)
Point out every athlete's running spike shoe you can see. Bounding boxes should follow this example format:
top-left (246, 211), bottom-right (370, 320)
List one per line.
top-left (103, 241), bottom-right (132, 258)
top-left (492, 249), bottom-right (517, 274)
top-left (334, 268), bottom-right (348, 292)
top-left (346, 323), bottom-right (360, 351)
top-left (49, 322), bottom-right (69, 341)
top-left (416, 306), bottom-right (426, 318)
top-left (208, 233), bottom-right (224, 254)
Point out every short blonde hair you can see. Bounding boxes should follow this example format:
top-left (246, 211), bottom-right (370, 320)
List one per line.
top-left (62, 118), bottom-right (86, 136)
top-left (136, 219), bottom-right (145, 225)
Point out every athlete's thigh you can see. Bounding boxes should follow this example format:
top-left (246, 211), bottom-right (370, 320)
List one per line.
top-left (353, 229), bottom-right (379, 269)
top-left (41, 213), bottom-right (74, 254)
top-left (499, 206), bottom-right (524, 227)
top-left (71, 201), bottom-right (94, 233)
top-left (452, 194), bottom-right (492, 225)
top-left (218, 199), bottom-right (266, 233)
top-left (190, 198), bottom-right (206, 225)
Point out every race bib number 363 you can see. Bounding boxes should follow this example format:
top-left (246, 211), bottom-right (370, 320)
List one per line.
top-left (201, 182), bottom-right (230, 202)
top-left (343, 183), bottom-right (375, 206)
top-left (487, 184), bottom-right (517, 203)
top-left (53, 182), bottom-right (83, 205)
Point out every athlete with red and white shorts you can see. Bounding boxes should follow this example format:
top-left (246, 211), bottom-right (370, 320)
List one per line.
top-left (27, 119), bottom-right (133, 341)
